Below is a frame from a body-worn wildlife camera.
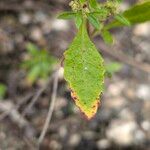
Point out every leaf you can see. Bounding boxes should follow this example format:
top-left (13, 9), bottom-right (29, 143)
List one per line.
top-left (57, 11), bottom-right (77, 20)
top-left (0, 83), bottom-right (7, 99)
top-left (88, 13), bottom-right (101, 30)
top-left (106, 1), bottom-right (150, 29)
top-left (27, 66), bottom-right (41, 84)
top-left (89, 0), bottom-right (98, 9)
top-left (101, 30), bottom-right (114, 45)
top-left (75, 12), bottom-right (83, 28)
top-left (79, 0), bottom-right (86, 4)
top-left (64, 22), bottom-right (105, 119)
top-left (90, 9), bottom-right (108, 19)
top-left (26, 43), bottom-right (39, 56)
top-left (116, 0), bottom-right (123, 3)
top-left (105, 61), bottom-right (122, 77)
top-left (115, 14), bottom-right (130, 26)
top-left (22, 43), bottom-right (57, 85)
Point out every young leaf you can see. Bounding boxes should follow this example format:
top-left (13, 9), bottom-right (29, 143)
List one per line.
top-left (75, 12), bottom-right (83, 28)
top-left (57, 11), bottom-right (77, 20)
top-left (89, 0), bottom-right (98, 9)
top-left (106, 1), bottom-right (150, 29)
top-left (105, 61), bottom-right (122, 75)
top-left (27, 66), bottom-right (41, 84)
top-left (64, 22), bottom-right (105, 120)
top-left (0, 83), bottom-right (7, 99)
top-left (101, 30), bottom-right (114, 45)
top-left (26, 43), bottom-right (39, 56)
top-left (22, 43), bottom-right (56, 85)
top-left (79, 0), bottom-right (86, 4)
top-left (88, 13), bottom-right (101, 30)
top-left (115, 14), bottom-right (130, 26)
top-left (90, 9), bottom-right (108, 19)
top-left (116, 0), bottom-right (123, 3)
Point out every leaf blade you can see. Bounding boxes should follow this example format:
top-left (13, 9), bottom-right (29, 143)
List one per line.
top-left (64, 22), bottom-right (105, 119)
top-left (57, 11), bottom-right (77, 20)
top-left (88, 13), bottom-right (101, 30)
top-left (101, 30), bottom-right (114, 44)
top-left (106, 1), bottom-right (150, 29)
top-left (115, 14), bottom-right (130, 26)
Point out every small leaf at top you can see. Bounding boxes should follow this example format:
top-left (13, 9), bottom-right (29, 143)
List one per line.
top-left (106, 1), bottom-right (150, 29)
top-left (88, 13), bottom-right (101, 30)
top-left (79, 0), bottom-right (86, 4)
top-left (105, 61), bottom-right (122, 75)
top-left (116, 0), bottom-right (123, 3)
top-left (101, 30), bottom-right (114, 45)
top-left (26, 43), bottom-right (39, 56)
top-left (57, 11), bottom-right (77, 20)
top-left (0, 84), bottom-right (7, 99)
top-left (89, 0), bottom-right (99, 9)
top-left (64, 21), bottom-right (105, 119)
top-left (115, 14), bottom-right (130, 26)
top-left (75, 12), bottom-right (83, 28)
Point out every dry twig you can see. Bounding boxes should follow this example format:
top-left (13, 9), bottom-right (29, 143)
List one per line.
top-left (22, 77), bottom-right (53, 117)
top-left (0, 101), bottom-right (29, 128)
top-left (38, 68), bottom-right (60, 146)
top-left (0, 93), bottom-right (33, 121)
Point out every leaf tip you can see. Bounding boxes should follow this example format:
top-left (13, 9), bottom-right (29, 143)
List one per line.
top-left (70, 89), bottom-right (101, 120)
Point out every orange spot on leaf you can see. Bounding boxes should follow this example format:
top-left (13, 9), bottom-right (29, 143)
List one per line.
top-left (70, 88), bottom-right (101, 120)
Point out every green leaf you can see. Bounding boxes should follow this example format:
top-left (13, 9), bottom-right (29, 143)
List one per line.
top-left (116, 0), bottom-right (123, 3)
top-left (115, 14), bottom-right (130, 26)
top-left (57, 11), bottom-right (77, 20)
top-left (64, 22), bottom-right (105, 119)
top-left (0, 83), bottom-right (7, 99)
top-left (106, 1), bottom-right (150, 29)
top-left (79, 0), bottom-right (86, 4)
top-left (105, 61), bottom-right (122, 75)
top-left (75, 12), bottom-right (83, 28)
top-left (90, 9), bottom-right (108, 19)
top-left (101, 30), bottom-right (114, 45)
top-left (89, 0), bottom-right (98, 9)
top-left (22, 43), bottom-right (57, 85)
top-left (89, 9), bottom-right (109, 23)
top-left (26, 43), bottom-right (39, 56)
top-left (88, 13), bottom-right (101, 30)
top-left (27, 66), bottom-right (41, 84)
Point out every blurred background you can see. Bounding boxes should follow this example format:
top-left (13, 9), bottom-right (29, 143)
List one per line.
top-left (0, 0), bottom-right (150, 149)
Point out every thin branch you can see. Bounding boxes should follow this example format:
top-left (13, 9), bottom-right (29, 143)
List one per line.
top-left (23, 137), bottom-right (37, 150)
top-left (38, 68), bottom-right (60, 146)
top-left (22, 77), bottom-right (53, 117)
top-left (0, 93), bottom-right (33, 121)
top-left (0, 101), bottom-right (29, 128)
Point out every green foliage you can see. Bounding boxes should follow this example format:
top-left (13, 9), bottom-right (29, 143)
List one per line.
top-left (21, 43), bottom-right (56, 85)
top-left (89, 0), bottom-right (99, 9)
top-left (57, 0), bottom-right (118, 30)
top-left (87, 13), bottom-right (101, 29)
top-left (105, 61), bottom-right (123, 78)
top-left (64, 22), bottom-right (105, 119)
top-left (58, 11), bottom-right (77, 20)
top-left (106, 1), bottom-right (150, 29)
top-left (115, 14), bottom-right (130, 26)
top-left (101, 29), bottom-right (114, 45)
top-left (0, 83), bottom-right (7, 99)
top-left (58, 0), bottom-right (150, 119)
top-left (75, 12), bottom-right (83, 28)
top-left (79, 0), bottom-right (86, 4)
